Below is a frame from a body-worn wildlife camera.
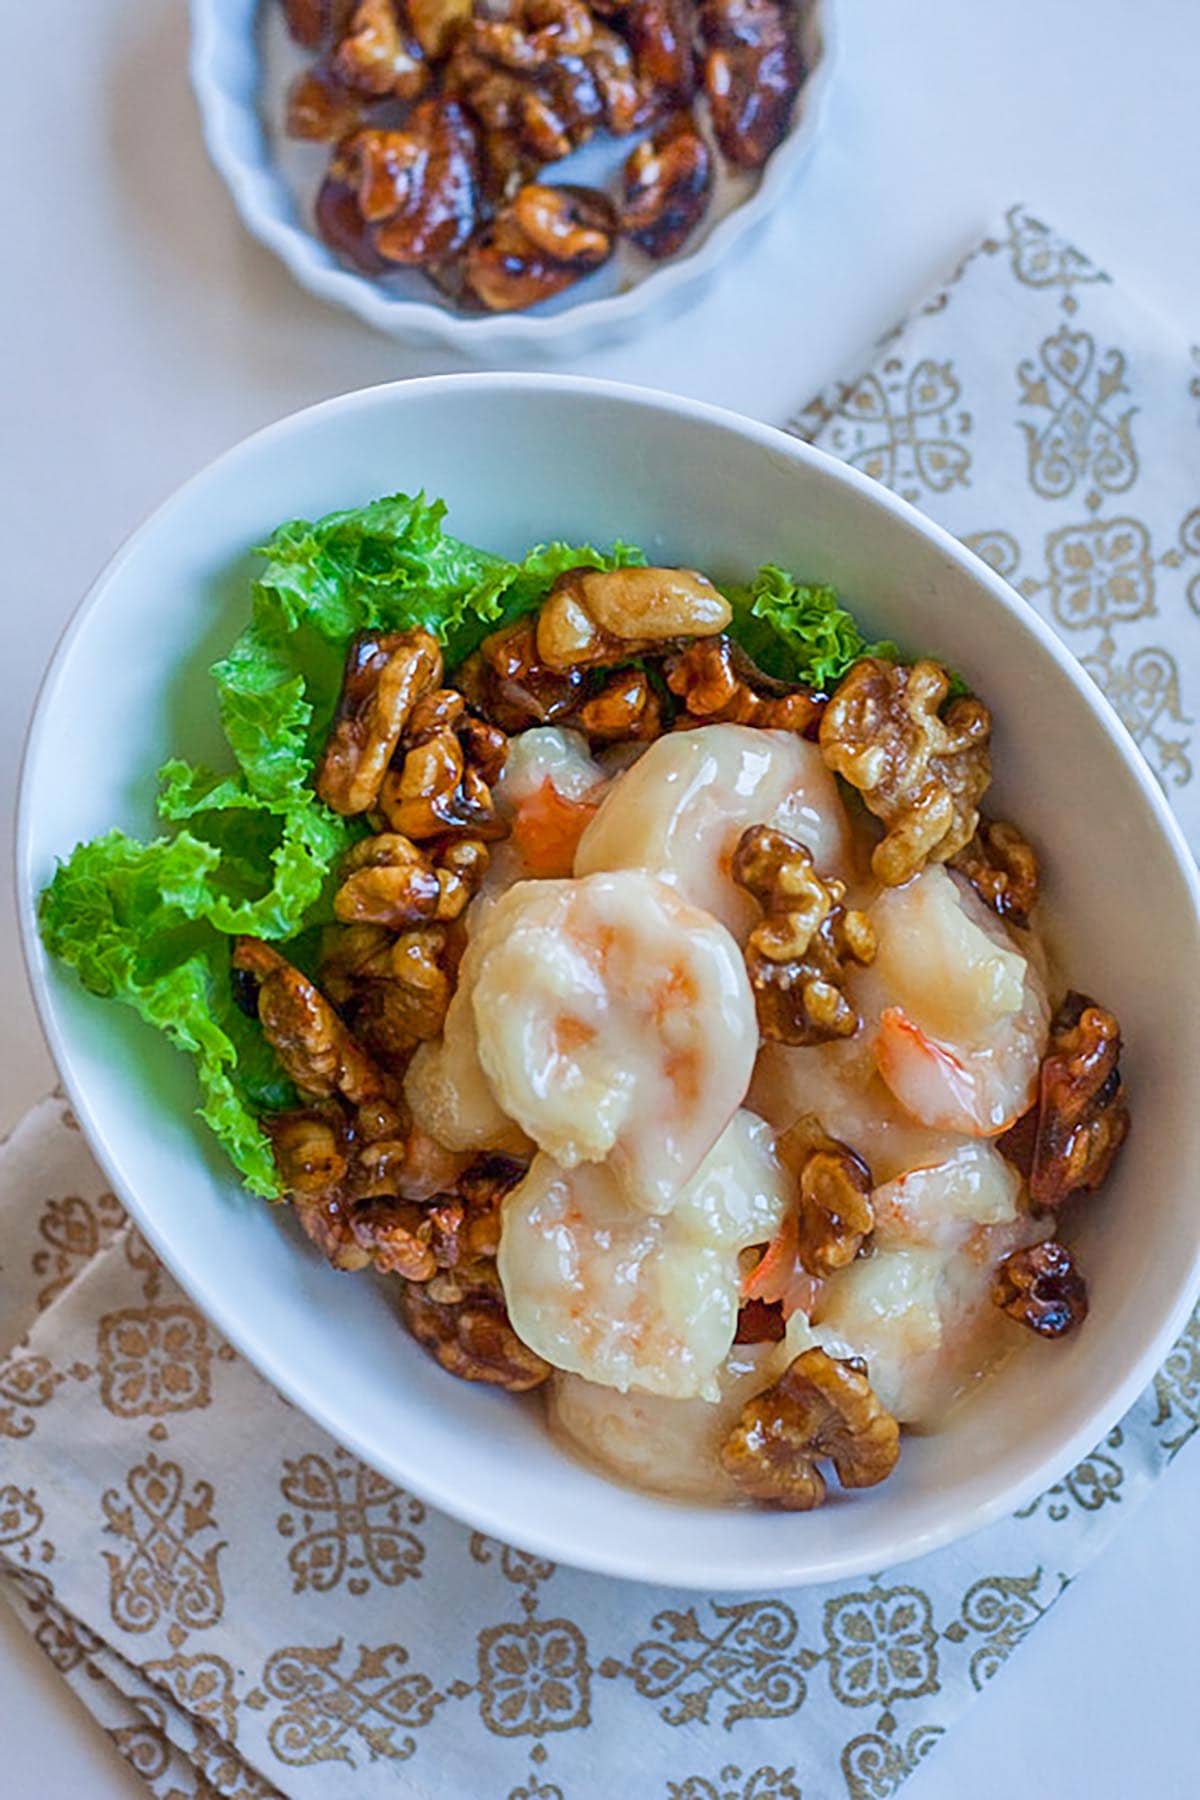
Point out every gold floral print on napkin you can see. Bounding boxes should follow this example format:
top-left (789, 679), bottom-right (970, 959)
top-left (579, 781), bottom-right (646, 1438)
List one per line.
top-left (3, 208), bottom-right (1200, 1800)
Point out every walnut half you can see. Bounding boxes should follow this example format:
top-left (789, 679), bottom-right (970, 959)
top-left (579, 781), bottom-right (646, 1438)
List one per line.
top-left (536, 563), bottom-right (731, 668)
top-left (732, 823), bottom-right (876, 1044)
top-left (721, 1347), bottom-right (900, 1510)
top-left (317, 628), bottom-right (443, 816)
top-left (401, 1259), bottom-right (551, 1389)
top-left (819, 658), bottom-right (991, 885)
top-left (951, 818), bottom-right (1039, 928)
top-left (993, 1240), bottom-right (1089, 1338)
top-left (776, 1115), bottom-right (874, 1278)
top-left (1000, 991), bottom-right (1130, 1213)
top-left (665, 635), bottom-right (823, 733)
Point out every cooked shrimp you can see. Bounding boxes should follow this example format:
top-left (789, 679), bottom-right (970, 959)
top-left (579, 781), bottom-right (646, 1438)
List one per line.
top-left (498, 1110), bottom-right (790, 1400)
top-left (574, 723), bottom-right (856, 937)
top-left (865, 866), bottom-right (1051, 1136)
top-left (750, 1033), bottom-right (965, 1185)
top-left (810, 1143), bottom-right (1047, 1426)
top-left (483, 726), bottom-right (608, 892)
top-left (549, 1341), bottom-right (780, 1501)
top-left (472, 871), bottom-right (758, 1212)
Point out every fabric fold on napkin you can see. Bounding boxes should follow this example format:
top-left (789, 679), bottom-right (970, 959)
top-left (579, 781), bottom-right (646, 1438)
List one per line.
top-left (4, 205), bottom-right (1199, 1800)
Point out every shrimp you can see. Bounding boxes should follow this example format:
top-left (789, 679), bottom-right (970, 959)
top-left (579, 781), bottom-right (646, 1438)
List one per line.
top-left (865, 866), bottom-right (1051, 1136)
top-left (574, 723), bottom-right (856, 937)
top-left (471, 871), bottom-right (758, 1212)
top-left (483, 727), bottom-right (608, 893)
top-left (810, 1144), bottom-right (1048, 1425)
top-left (549, 1341), bottom-right (780, 1502)
top-left (498, 1110), bottom-right (790, 1399)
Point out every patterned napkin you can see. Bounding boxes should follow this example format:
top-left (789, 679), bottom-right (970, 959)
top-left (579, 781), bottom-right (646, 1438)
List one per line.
top-left (3, 206), bottom-right (1199, 1800)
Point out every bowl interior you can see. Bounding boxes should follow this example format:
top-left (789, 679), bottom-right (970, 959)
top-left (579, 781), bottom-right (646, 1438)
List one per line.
top-left (20, 376), bottom-right (1200, 1588)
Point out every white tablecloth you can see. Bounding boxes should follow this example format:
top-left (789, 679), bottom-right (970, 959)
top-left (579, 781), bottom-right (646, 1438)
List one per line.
top-left (5, 0), bottom-right (1200, 1791)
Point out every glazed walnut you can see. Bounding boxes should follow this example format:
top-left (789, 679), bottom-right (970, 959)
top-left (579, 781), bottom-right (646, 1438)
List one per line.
top-left (380, 688), bottom-right (508, 839)
top-left (319, 920), bottom-right (461, 1059)
top-left (614, 0), bottom-right (697, 100)
top-left (406, 0), bottom-right (472, 58)
top-left (951, 818), bottom-right (1039, 928)
top-left (232, 939), bottom-right (394, 1105)
top-left (732, 824), bottom-right (877, 1045)
top-left (819, 658), bottom-right (992, 885)
top-left (536, 563), bottom-right (731, 667)
top-left (576, 667), bottom-right (664, 741)
top-left (665, 635), bottom-right (823, 732)
top-left (776, 1115), bottom-right (874, 1279)
top-left (456, 617), bottom-right (588, 732)
top-left (330, 103), bottom-right (481, 267)
top-left (286, 66), bottom-right (366, 141)
top-left (446, 0), bottom-right (615, 185)
top-left (699, 0), bottom-right (801, 169)
top-left (1001, 992), bottom-right (1130, 1213)
top-left (401, 1260), bottom-right (551, 1389)
top-left (462, 183), bottom-right (616, 311)
top-left (721, 1347), bottom-right (900, 1509)
top-left (334, 831), bottom-right (489, 929)
top-left (993, 1240), bottom-right (1089, 1338)
top-left (333, 0), bottom-right (428, 98)
top-left (621, 112), bottom-right (712, 258)
top-left (317, 628), bottom-right (443, 816)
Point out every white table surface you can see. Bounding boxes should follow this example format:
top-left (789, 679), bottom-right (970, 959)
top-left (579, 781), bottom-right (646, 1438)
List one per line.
top-left (5, 0), bottom-right (1200, 1792)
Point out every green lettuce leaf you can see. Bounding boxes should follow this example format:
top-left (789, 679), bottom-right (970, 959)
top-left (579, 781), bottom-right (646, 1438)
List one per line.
top-left (37, 832), bottom-right (284, 1196)
top-left (727, 564), bottom-right (899, 691)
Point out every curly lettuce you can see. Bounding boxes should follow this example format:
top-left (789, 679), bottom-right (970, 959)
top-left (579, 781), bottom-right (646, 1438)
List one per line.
top-left (727, 564), bottom-right (898, 690)
top-left (39, 493), bottom-right (646, 1190)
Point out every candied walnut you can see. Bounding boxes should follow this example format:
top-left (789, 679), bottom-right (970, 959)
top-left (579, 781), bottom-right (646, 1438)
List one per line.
top-left (334, 831), bottom-right (488, 928)
top-left (335, 103), bottom-right (481, 265)
top-left (819, 658), bottom-right (992, 885)
top-left (401, 1261), bottom-right (551, 1389)
top-left (665, 635), bottom-right (823, 731)
top-left (315, 173), bottom-right (393, 273)
top-left (317, 628), bottom-right (443, 816)
top-left (333, 0), bottom-right (428, 97)
top-left (994, 1240), bottom-right (1089, 1338)
top-left (457, 617), bottom-right (587, 730)
top-left (233, 938), bottom-right (393, 1105)
top-left (281, 0), bottom-right (341, 49)
top-left (699, 0), bottom-right (801, 168)
top-left (424, 1153), bottom-right (528, 1267)
top-left (776, 1115), bottom-right (874, 1278)
top-left (587, 21), bottom-right (646, 133)
top-left (267, 1109), bottom-right (349, 1195)
top-left (732, 824), bottom-right (877, 1045)
top-left (347, 1194), bottom-right (444, 1279)
top-left (286, 66), bottom-right (365, 141)
top-left (722, 1346), bottom-right (900, 1509)
top-left (617, 0), bottom-right (697, 100)
top-left (319, 920), bottom-right (460, 1059)
top-left (463, 183), bottom-right (616, 312)
top-left (380, 688), bottom-right (508, 839)
top-left (621, 112), bottom-right (712, 258)
top-left (576, 668), bottom-right (664, 741)
top-left (1002, 991), bottom-right (1130, 1213)
top-left (407, 0), bottom-right (472, 58)
top-left (951, 818), bottom-right (1039, 928)
top-left (446, 0), bottom-right (611, 183)
top-left (292, 1192), bottom-right (373, 1270)
top-left (536, 564), bottom-right (731, 668)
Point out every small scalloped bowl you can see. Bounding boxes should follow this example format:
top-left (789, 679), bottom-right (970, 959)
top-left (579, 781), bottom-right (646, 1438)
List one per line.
top-left (188, 0), bottom-right (834, 357)
top-left (18, 376), bottom-right (1200, 1589)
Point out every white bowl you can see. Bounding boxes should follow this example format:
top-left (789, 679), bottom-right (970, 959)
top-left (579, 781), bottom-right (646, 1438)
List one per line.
top-left (188, 0), bottom-right (834, 357)
top-left (18, 375), bottom-right (1200, 1589)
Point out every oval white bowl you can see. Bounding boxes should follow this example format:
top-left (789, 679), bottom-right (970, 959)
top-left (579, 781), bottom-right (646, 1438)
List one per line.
top-left (18, 375), bottom-right (1200, 1588)
top-left (188, 0), bottom-right (835, 357)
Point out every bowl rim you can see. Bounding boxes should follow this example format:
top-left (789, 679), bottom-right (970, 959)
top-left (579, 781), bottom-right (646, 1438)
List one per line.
top-left (17, 372), bottom-right (1200, 1589)
top-left (187, 0), bottom-right (838, 353)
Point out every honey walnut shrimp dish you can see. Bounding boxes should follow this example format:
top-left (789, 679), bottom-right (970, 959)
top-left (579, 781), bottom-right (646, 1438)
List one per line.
top-left (40, 493), bottom-right (1130, 1514)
